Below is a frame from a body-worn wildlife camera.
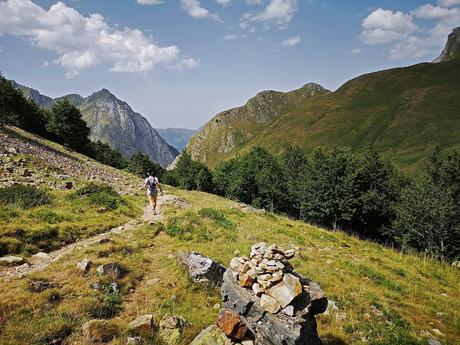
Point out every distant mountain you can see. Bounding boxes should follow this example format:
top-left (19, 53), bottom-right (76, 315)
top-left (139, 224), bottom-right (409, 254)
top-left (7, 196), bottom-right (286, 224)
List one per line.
top-left (185, 28), bottom-right (460, 173)
top-left (185, 83), bottom-right (328, 167)
top-left (13, 83), bottom-right (178, 167)
top-left (156, 128), bottom-right (198, 151)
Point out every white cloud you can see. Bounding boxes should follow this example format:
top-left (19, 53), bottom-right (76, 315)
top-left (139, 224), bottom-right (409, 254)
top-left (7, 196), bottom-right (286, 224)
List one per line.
top-left (281, 35), bottom-right (301, 46)
top-left (181, 0), bottom-right (222, 21)
top-left (215, 0), bottom-right (232, 6)
top-left (439, 0), bottom-right (460, 7)
top-left (345, 48), bottom-right (362, 55)
top-left (0, 0), bottom-right (196, 78)
top-left (136, 0), bottom-right (163, 5)
top-left (241, 0), bottom-right (298, 29)
top-left (220, 34), bottom-right (247, 41)
top-left (360, 4), bottom-right (460, 61)
top-left (361, 8), bottom-right (417, 44)
top-left (174, 57), bottom-right (200, 70)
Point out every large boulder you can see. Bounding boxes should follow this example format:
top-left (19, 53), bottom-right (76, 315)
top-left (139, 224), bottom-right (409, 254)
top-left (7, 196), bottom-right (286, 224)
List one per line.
top-left (179, 252), bottom-right (226, 287)
top-left (221, 269), bottom-right (326, 345)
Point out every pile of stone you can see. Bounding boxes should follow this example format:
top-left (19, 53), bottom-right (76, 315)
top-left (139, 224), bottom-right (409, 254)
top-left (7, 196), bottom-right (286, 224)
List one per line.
top-left (220, 242), bottom-right (327, 345)
top-left (229, 242), bottom-right (300, 315)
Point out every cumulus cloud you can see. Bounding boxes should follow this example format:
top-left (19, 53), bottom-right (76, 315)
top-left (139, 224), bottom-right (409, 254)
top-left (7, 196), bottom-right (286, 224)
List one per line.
top-left (360, 3), bottom-right (460, 61)
top-left (361, 8), bottom-right (417, 44)
top-left (136, 0), bottom-right (163, 5)
top-left (0, 0), bottom-right (196, 78)
top-left (281, 35), bottom-right (301, 46)
top-left (181, 0), bottom-right (222, 21)
top-left (241, 0), bottom-right (298, 29)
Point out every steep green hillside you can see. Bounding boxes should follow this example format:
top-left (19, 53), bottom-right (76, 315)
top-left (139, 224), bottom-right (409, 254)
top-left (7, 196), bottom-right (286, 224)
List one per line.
top-left (186, 30), bottom-right (460, 173)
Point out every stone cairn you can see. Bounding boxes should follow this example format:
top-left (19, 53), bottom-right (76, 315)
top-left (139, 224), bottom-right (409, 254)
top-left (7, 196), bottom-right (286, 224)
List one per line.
top-left (219, 242), bottom-right (327, 345)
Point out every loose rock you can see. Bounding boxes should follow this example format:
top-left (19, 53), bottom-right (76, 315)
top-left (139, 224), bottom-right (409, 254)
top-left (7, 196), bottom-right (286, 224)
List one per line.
top-left (128, 314), bottom-right (156, 335)
top-left (29, 280), bottom-right (54, 293)
top-left (77, 258), bottom-right (92, 273)
top-left (217, 309), bottom-right (248, 341)
top-left (96, 262), bottom-right (126, 279)
top-left (0, 256), bottom-right (25, 266)
top-left (179, 252), bottom-right (226, 287)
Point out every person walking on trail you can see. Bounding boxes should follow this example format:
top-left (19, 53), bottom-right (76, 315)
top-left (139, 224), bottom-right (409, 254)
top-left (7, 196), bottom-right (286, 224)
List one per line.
top-left (144, 171), bottom-right (163, 215)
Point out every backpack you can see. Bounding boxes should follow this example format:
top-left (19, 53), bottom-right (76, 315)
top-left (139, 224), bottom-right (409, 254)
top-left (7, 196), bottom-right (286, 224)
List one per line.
top-left (147, 177), bottom-right (157, 193)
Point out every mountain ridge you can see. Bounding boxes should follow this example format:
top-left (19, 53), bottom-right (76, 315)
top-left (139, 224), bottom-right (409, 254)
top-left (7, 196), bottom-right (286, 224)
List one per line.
top-left (185, 28), bottom-right (460, 172)
top-left (11, 82), bottom-right (178, 167)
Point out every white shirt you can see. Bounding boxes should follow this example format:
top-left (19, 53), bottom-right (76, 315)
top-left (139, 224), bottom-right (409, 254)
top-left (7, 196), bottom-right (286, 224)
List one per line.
top-left (145, 176), bottom-right (159, 186)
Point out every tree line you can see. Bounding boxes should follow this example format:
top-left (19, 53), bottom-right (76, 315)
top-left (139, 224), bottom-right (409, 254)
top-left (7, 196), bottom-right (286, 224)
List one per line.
top-left (168, 146), bottom-right (459, 261)
top-left (0, 74), bottom-right (164, 178)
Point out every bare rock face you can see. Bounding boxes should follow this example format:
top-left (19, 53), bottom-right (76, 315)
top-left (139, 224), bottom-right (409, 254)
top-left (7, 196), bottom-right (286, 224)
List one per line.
top-left (433, 27), bottom-right (460, 63)
top-left (179, 252), bottom-right (226, 287)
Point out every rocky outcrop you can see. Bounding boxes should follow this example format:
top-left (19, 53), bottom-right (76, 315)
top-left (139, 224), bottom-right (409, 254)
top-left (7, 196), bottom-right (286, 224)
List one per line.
top-left (220, 243), bottom-right (327, 345)
top-left (179, 252), bottom-right (226, 287)
top-left (433, 27), bottom-right (460, 63)
top-left (79, 89), bottom-right (178, 167)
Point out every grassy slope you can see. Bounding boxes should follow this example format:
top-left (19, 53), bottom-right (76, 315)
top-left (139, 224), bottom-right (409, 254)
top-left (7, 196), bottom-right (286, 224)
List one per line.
top-left (189, 59), bottom-right (460, 173)
top-left (0, 185), bottom-right (458, 344)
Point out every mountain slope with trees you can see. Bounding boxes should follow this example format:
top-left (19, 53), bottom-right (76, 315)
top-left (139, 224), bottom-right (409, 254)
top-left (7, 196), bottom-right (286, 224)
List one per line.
top-left (186, 28), bottom-right (460, 173)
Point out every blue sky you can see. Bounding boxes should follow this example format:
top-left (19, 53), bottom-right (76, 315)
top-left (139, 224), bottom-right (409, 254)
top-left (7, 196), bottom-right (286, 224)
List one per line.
top-left (0, 0), bottom-right (459, 129)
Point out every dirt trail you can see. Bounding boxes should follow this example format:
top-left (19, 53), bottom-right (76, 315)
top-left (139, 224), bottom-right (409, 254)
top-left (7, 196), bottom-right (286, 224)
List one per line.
top-left (0, 195), bottom-right (170, 281)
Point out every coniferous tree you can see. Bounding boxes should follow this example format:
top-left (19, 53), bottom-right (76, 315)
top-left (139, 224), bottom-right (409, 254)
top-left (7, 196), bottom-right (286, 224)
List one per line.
top-left (196, 166), bottom-right (214, 192)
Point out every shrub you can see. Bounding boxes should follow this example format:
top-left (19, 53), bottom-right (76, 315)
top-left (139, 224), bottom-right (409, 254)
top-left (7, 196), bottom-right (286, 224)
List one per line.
top-left (70, 182), bottom-right (123, 210)
top-left (29, 210), bottom-right (72, 224)
top-left (198, 208), bottom-right (235, 230)
top-left (89, 283), bottom-right (123, 319)
top-left (0, 185), bottom-right (52, 209)
top-left (0, 237), bottom-right (23, 255)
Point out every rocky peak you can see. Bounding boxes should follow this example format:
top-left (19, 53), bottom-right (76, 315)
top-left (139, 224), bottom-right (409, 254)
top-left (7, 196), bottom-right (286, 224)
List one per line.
top-left (297, 82), bottom-right (328, 95)
top-left (433, 27), bottom-right (460, 63)
top-left (87, 88), bottom-right (118, 103)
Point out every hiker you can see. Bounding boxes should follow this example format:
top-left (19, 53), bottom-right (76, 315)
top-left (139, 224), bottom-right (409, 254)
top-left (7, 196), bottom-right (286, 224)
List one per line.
top-left (144, 171), bottom-right (163, 214)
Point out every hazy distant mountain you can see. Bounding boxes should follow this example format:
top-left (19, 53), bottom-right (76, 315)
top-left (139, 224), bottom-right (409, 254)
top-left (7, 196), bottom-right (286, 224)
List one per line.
top-left (156, 128), bottom-right (198, 151)
top-left (186, 28), bottom-right (460, 173)
top-left (13, 83), bottom-right (178, 167)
